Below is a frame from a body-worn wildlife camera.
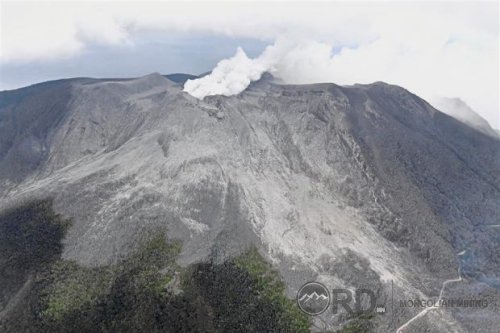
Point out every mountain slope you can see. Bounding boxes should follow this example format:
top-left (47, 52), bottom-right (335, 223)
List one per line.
top-left (0, 73), bottom-right (498, 332)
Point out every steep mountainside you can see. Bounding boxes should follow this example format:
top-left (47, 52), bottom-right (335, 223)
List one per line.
top-left (0, 73), bottom-right (498, 332)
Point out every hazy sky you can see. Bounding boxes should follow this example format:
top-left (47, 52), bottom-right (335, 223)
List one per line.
top-left (1, 1), bottom-right (498, 128)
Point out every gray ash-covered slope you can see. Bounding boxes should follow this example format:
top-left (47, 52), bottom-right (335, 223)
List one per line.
top-left (0, 73), bottom-right (197, 182)
top-left (0, 73), bottom-right (499, 332)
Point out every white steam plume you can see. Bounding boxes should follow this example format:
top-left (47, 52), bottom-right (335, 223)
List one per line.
top-left (183, 39), bottom-right (318, 99)
top-left (183, 41), bottom-right (287, 99)
top-left (183, 47), bottom-right (266, 99)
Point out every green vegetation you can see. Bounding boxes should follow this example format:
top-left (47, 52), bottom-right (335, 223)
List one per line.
top-left (1, 199), bottom-right (311, 333)
top-left (180, 248), bottom-right (311, 333)
top-left (337, 312), bottom-right (375, 333)
top-left (39, 233), bottom-right (181, 324)
top-left (33, 233), bottom-right (182, 333)
top-left (234, 248), bottom-right (311, 332)
top-left (0, 198), bottom-right (69, 269)
top-left (0, 198), bottom-right (70, 307)
top-left (40, 261), bottom-right (113, 320)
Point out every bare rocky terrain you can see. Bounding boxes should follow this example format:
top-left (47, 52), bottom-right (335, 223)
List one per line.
top-left (0, 73), bottom-right (498, 332)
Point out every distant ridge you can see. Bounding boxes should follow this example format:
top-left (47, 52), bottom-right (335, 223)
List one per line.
top-left (164, 73), bottom-right (199, 84)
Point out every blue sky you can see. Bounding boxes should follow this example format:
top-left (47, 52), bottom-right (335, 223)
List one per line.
top-left (0, 32), bottom-right (267, 89)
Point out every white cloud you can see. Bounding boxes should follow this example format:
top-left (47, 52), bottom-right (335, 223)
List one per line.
top-left (432, 97), bottom-right (497, 137)
top-left (1, 1), bottom-right (498, 128)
